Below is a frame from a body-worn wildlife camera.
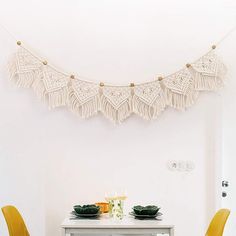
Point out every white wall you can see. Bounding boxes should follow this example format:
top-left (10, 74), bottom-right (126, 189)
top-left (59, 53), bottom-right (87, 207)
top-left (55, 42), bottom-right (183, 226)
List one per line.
top-left (0, 1), bottom-right (235, 236)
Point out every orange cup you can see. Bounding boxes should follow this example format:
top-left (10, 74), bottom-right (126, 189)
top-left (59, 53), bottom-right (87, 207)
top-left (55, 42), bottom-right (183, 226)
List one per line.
top-left (95, 202), bottom-right (109, 213)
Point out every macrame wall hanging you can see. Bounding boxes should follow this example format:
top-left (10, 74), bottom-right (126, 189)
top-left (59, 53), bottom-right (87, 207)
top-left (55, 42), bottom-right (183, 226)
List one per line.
top-left (2, 24), bottom-right (236, 123)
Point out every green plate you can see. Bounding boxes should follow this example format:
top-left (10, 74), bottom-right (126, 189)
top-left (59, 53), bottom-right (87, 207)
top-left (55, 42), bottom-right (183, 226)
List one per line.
top-left (71, 211), bottom-right (101, 218)
top-left (73, 205), bottom-right (100, 214)
top-left (129, 211), bottom-right (162, 219)
top-left (133, 205), bottom-right (160, 215)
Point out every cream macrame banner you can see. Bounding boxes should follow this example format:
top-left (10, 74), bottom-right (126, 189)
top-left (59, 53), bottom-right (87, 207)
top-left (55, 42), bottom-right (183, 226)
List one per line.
top-left (8, 42), bottom-right (227, 123)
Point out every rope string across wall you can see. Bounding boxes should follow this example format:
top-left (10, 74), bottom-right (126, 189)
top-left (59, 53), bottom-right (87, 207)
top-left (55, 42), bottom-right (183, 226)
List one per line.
top-left (2, 24), bottom-right (236, 123)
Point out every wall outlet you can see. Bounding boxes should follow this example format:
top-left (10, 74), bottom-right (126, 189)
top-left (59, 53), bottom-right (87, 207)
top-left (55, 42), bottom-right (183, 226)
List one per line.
top-left (168, 160), bottom-right (195, 171)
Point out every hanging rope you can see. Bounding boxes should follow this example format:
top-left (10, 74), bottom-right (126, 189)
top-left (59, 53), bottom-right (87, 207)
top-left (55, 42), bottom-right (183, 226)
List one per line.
top-left (0, 20), bottom-right (233, 123)
top-left (215, 24), bottom-right (236, 47)
top-left (0, 21), bottom-right (235, 86)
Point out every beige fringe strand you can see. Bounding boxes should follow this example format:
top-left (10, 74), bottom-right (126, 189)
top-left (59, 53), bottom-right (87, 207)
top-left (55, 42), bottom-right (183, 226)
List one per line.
top-left (132, 94), bottom-right (166, 120)
top-left (68, 87), bottom-right (100, 118)
top-left (164, 88), bottom-right (199, 110)
top-left (100, 95), bottom-right (132, 123)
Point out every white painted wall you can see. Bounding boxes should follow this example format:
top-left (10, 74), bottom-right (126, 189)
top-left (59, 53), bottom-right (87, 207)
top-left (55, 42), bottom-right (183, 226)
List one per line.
top-left (0, 1), bottom-right (235, 236)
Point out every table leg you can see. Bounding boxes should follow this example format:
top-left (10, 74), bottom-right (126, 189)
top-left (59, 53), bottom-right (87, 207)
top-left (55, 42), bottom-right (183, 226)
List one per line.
top-left (61, 228), bottom-right (66, 236)
top-left (170, 227), bottom-right (174, 236)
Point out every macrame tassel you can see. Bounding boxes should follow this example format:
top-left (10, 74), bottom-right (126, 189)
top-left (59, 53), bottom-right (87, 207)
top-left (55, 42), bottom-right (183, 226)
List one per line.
top-left (69, 87), bottom-right (99, 118)
top-left (162, 68), bottom-right (199, 110)
top-left (191, 68), bottom-right (226, 90)
top-left (6, 45), bottom-right (228, 123)
top-left (100, 86), bottom-right (132, 123)
top-left (32, 66), bottom-right (69, 108)
top-left (132, 81), bottom-right (166, 120)
top-left (8, 49), bottom-right (41, 88)
top-left (68, 79), bottom-right (100, 118)
top-left (190, 51), bottom-right (227, 91)
top-left (32, 74), bottom-right (47, 103)
top-left (132, 94), bottom-right (166, 120)
top-left (8, 55), bottom-right (17, 80)
top-left (100, 95), bottom-right (132, 123)
top-left (8, 59), bottom-right (36, 87)
top-left (164, 88), bottom-right (199, 110)
top-left (48, 86), bottom-right (69, 108)
top-left (17, 73), bottom-right (37, 88)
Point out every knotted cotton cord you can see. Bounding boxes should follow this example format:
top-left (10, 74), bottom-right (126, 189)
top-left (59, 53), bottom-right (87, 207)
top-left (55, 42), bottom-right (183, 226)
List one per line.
top-left (215, 24), bottom-right (236, 47)
top-left (0, 21), bottom-right (235, 87)
top-left (0, 21), bottom-right (233, 123)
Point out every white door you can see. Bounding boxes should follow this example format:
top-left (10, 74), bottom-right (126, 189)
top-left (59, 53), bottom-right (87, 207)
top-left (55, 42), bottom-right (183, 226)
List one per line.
top-left (221, 81), bottom-right (236, 236)
top-left (221, 146), bottom-right (236, 236)
top-left (222, 137), bottom-right (236, 236)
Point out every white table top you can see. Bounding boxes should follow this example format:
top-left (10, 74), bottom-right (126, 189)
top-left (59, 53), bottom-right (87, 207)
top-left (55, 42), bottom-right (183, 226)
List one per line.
top-left (61, 214), bottom-right (174, 229)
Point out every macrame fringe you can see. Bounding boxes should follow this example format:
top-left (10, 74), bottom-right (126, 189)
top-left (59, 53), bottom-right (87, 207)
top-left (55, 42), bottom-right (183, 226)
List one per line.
top-left (33, 80), bottom-right (69, 108)
top-left (100, 95), bottom-right (132, 123)
top-left (152, 97), bottom-right (167, 119)
top-left (190, 53), bottom-right (227, 91)
top-left (191, 69), bottom-right (226, 91)
top-left (8, 55), bottom-right (16, 80)
top-left (8, 54), bottom-right (37, 88)
top-left (32, 73), bottom-right (69, 108)
top-left (132, 95), bottom-right (166, 120)
top-left (164, 88), bottom-right (199, 110)
top-left (32, 76), bottom-right (47, 103)
top-left (6, 46), bottom-right (227, 123)
top-left (68, 88), bottom-right (99, 118)
top-left (48, 86), bottom-right (68, 108)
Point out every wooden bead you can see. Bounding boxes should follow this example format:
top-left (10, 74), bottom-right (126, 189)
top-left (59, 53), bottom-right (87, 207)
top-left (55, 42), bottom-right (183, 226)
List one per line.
top-left (100, 82), bottom-right (104, 87)
top-left (70, 75), bottom-right (75, 79)
top-left (186, 63), bottom-right (191, 68)
top-left (212, 45), bottom-right (216, 50)
top-left (130, 83), bottom-right (135, 87)
top-left (158, 76), bottom-right (163, 81)
top-left (17, 41), bottom-right (21, 46)
top-left (42, 61), bottom-right (48, 65)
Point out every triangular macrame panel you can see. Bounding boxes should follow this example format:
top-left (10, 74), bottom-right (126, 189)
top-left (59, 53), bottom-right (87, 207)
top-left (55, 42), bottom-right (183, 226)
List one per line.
top-left (162, 68), bottom-right (199, 110)
top-left (32, 66), bottom-right (69, 108)
top-left (68, 79), bottom-right (100, 118)
top-left (7, 46), bottom-right (227, 123)
top-left (8, 47), bottom-right (42, 88)
top-left (190, 51), bottom-right (227, 90)
top-left (133, 81), bottom-right (166, 120)
top-left (100, 86), bottom-right (132, 123)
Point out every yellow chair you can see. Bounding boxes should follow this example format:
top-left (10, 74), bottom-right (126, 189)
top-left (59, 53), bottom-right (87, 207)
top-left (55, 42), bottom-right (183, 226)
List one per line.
top-left (205, 209), bottom-right (230, 236)
top-left (2, 205), bottom-right (30, 236)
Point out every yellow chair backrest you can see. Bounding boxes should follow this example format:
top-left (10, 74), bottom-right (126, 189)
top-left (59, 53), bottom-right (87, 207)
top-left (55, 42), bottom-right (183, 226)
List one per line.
top-left (205, 209), bottom-right (230, 236)
top-left (2, 205), bottom-right (30, 236)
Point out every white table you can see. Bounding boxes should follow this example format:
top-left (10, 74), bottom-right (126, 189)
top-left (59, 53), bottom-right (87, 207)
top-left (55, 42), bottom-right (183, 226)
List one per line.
top-left (61, 214), bottom-right (174, 236)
